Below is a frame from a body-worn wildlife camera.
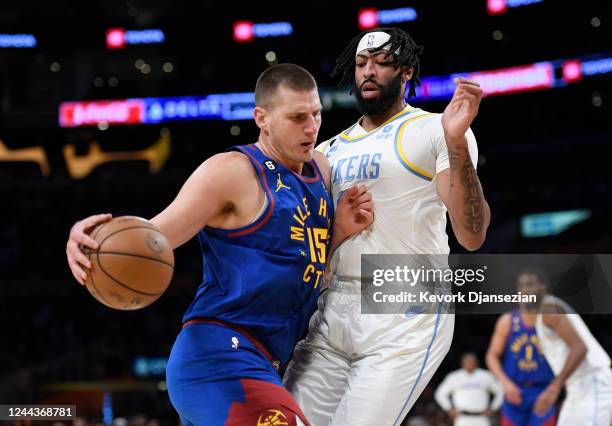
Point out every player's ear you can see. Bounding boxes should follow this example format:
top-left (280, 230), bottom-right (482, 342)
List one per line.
top-left (402, 66), bottom-right (414, 83)
top-left (253, 106), bottom-right (268, 132)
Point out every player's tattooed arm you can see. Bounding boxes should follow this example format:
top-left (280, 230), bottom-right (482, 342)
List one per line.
top-left (449, 145), bottom-right (488, 232)
top-left (438, 77), bottom-right (490, 250)
top-left (439, 143), bottom-right (490, 251)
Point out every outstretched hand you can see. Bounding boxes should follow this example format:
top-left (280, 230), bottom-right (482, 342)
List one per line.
top-left (66, 213), bottom-right (113, 285)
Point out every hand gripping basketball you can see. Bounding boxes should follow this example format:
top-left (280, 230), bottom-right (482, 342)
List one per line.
top-left (67, 215), bottom-right (174, 310)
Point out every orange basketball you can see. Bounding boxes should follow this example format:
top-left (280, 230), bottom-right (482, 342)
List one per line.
top-left (84, 216), bottom-right (174, 310)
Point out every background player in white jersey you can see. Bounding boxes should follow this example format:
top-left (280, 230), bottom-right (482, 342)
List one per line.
top-left (518, 269), bottom-right (612, 426)
top-left (435, 353), bottom-right (503, 426)
top-left (283, 27), bottom-right (491, 425)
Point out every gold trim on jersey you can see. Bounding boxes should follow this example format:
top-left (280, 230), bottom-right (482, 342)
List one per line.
top-left (338, 105), bottom-right (422, 142)
top-left (394, 114), bottom-right (436, 181)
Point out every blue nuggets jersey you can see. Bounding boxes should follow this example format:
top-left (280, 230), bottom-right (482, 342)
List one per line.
top-left (182, 144), bottom-right (333, 366)
top-left (503, 310), bottom-right (554, 387)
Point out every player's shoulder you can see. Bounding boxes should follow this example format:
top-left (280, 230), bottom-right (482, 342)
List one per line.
top-left (312, 150), bottom-right (330, 173)
top-left (397, 107), bottom-right (442, 137)
top-left (312, 149), bottom-right (328, 164)
top-left (197, 150), bottom-right (256, 182)
top-left (448, 369), bottom-right (463, 379)
top-left (205, 150), bottom-right (251, 168)
top-left (315, 137), bottom-right (336, 155)
top-left (315, 128), bottom-right (349, 155)
top-left (494, 312), bottom-right (513, 333)
top-left (541, 295), bottom-right (569, 315)
top-left (399, 107), bottom-right (440, 123)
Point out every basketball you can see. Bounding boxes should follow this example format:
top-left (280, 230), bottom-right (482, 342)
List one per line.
top-left (84, 216), bottom-right (174, 310)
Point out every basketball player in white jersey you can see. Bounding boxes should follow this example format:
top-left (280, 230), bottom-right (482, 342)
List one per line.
top-left (518, 269), bottom-right (612, 426)
top-left (283, 28), bottom-right (491, 425)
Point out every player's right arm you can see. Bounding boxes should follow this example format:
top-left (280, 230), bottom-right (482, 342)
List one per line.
top-left (485, 313), bottom-right (522, 404)
top-left (66, 151), bottom-right (257, 284)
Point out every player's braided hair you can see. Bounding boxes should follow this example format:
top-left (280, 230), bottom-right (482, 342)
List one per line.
top-left (331, 27), bottom-right (424, 98)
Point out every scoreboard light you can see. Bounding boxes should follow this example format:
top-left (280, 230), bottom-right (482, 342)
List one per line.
top-left (59, 52), bottom-right (611, 127)
top-left (358, 7), bottom-right (418, 30)
top-left (467, 63), bottom-right (554, 96)
top-left (562, 60), bottom-right (582, 83)
top-left (487, 0), bottom-right (544, 15)
top-left (0, 34), bottom-right (37, 48)
top-left (582, 58), bottom-right (612, 77)
top-left (233, 21), bottom-right (293, 43)
top-left (59, 100), bottom-right (145, 127)
top-left (233, 21), bottom-right (254, 43)
top-left (106, 28), bottom-right (126, 49)
top-left (106, 28), bottom-right (165, 49)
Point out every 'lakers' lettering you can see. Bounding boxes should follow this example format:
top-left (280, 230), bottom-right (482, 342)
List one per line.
top-left (332, 152), bottom-right (382, 184)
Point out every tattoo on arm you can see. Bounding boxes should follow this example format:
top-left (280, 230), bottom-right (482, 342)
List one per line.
top-left (449, 147), bottom-right (484, 233)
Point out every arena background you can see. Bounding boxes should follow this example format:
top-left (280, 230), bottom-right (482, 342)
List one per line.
top-left (0, 1), bottom-right (610, 425)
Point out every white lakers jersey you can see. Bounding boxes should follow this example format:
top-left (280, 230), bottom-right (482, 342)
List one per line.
top-left (536, 295), bottom-right (611, 388)
top-left (317, 105), bottom-right (478, 279)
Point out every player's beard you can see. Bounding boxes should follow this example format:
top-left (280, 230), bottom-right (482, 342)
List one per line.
top-left (354, 72), bottom-right (403, 117)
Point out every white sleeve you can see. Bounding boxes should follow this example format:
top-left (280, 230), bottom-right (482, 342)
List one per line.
top-left (422, 116), bottom-right (478, 174)
top-left (434, 373), bottom-right (455, 411)
top-left (487, 372), bottom-right (504, 410)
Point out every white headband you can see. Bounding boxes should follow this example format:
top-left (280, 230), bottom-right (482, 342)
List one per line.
top-left (355, 31), bottom-right (400, 56)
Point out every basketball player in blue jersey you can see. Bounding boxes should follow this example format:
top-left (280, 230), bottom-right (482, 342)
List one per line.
top-left (486, 271), bottom-right (556, 426)
top-left (65, 64), bottom-right (374, 426)
top-left (284, 28), bottom-right (490, 425)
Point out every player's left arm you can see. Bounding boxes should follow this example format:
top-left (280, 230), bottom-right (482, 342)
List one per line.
top-left (534, 304), bottom-right (588, 415)
top-left (437, 77), bottom-right (490, 251)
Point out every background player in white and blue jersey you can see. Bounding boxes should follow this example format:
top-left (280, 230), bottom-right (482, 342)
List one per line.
top-left (486, 270), bottom-right (556, 426)
top-left (65, 64), bottom-right (374, 426)
top-left (520, 269), bottom-right (612, 426)
top-left (284, 28), bottom-right (491, 425)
